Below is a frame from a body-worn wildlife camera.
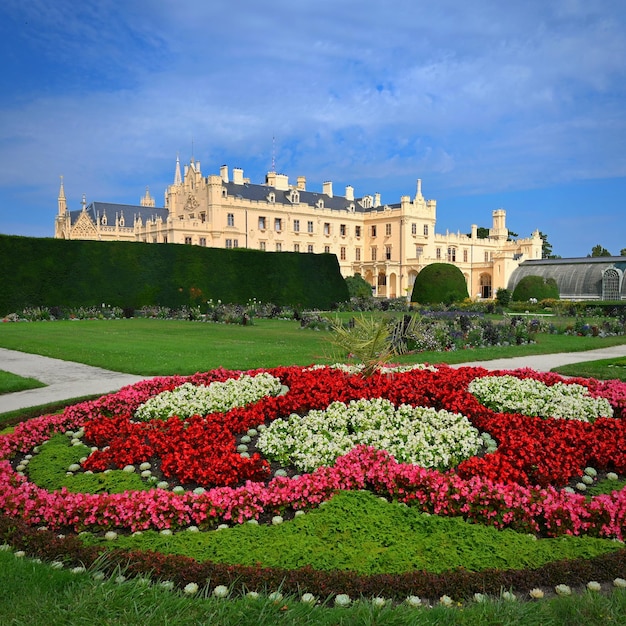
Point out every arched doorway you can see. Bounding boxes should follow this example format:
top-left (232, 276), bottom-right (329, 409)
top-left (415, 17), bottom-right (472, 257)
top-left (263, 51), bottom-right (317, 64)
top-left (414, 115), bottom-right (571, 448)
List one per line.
top-left (480, 273), bottom-right (492, 299)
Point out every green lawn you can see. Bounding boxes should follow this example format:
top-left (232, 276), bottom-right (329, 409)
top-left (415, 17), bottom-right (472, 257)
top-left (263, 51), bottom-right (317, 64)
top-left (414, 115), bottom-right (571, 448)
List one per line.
top-left (0, 370), bottom-right (45, 394)
top-left (553, 357), bottom-right (626, 381)
top-left (1, 317), bottom-right (626, 375)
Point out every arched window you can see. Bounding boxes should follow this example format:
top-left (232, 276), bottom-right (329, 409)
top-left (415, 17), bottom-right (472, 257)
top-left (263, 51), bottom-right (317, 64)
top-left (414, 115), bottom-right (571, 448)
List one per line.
top-left (602, 268), bottom-right (622, 300)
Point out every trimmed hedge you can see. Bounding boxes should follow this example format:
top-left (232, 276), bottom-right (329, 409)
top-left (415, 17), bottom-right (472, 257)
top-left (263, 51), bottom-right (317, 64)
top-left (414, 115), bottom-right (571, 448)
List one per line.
top-left (0, 235), bottom-right (348, 314)
top-left (512, 275), bottom-right (560, 302)
top-left (411, 263), bottom-right (469, 304)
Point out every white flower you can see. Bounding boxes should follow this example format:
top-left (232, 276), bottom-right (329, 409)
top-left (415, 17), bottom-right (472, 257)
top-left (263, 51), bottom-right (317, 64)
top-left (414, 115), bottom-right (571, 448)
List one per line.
top-left (104, 531), bottom-right (118, 541)
top-left (473, 592), bottom-right (486, 603)
top-left (50, 561), bottom-right (64, 569)
top-left (587, 581), bottom-right (602, 592)
top-left (607, 472), bottom-right (619, 481)
top-left (613, 578), bottom-right (626, 588)
top-left (160, 580), bottom-right (175, 590)
top-left (122, 465), bottom-right (135, 473)
top-left (439, 595), bottom-right (454, 606)
top-left (184, 582), bottom-right (199, 595)
top-left (71, 566), bottom-right (86, 574)
top-left (14, 550), bottom-right (25, 558)
top-left (301, 592), bottom-right (317, 604)
top-left (555, 584), bottom-right (572, 596)
top-left (115, 575), bottom-right (126, 584)
top-left (584, 467), bottom-right (598, 477)
top-left (271, 516), bottom-right (284, 525)
top-left (160, 529), bottom-right (173, 536)
top-left (501, 590), bottom-right (516, 602)
top-left (582, 475), bottom-right (594, 485)
top-left (334, 593), bottom-right (351, 607)
top-left (529, 588), bottom-right (544, 599)
top-left (92, 571), bottom-right (105, 581)
top-left (139, 462), bottom-right (151, 470)
top-left (268, 591), bottom-right (283, 602)
top-left (372, 597), bottom-right (386, 607)
top-left (68, 464), bottom-right (81, 472)
top-left (212, 585), bottom-right (229, 598)
top-left (405, 595), bottom-right (422, 607)
top-left (187, 526), bottom-right (199, 533)
top-left (246, 591), bottom-right (260, 600)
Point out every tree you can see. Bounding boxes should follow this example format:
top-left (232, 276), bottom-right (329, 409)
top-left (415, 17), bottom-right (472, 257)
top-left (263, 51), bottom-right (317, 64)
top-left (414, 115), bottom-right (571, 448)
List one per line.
top-left (589, 244), bottom-right (612, 257)
top-left (538, 231), bottom-right (558, 259)
top-left (345, 273), bottom-right (373, 299)
top-left (495, 288), bottom-right (512, 307)
top-left (411, 263), bottom-right (469, 304)
top-left (621, 248), bottom-right (626, 257)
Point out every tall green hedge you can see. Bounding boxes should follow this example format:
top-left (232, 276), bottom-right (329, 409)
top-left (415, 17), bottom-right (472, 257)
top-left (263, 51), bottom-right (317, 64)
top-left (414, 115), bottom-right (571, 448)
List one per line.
top-left (0, 235), bottom-right (348, 315)
top-left (511, 275), bottom-right (560, 302)
top-left (411, 263), bottom-right (469, 304)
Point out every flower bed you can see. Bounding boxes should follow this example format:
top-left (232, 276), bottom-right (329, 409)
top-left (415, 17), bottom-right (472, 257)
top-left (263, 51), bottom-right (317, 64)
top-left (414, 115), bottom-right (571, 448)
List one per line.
top-left (1, 363), bottom-right (626, 600)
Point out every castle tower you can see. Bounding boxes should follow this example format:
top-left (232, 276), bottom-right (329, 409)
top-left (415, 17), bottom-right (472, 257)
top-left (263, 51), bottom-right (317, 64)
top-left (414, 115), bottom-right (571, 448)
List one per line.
top-left (57, 176), bottom-right (67, 215)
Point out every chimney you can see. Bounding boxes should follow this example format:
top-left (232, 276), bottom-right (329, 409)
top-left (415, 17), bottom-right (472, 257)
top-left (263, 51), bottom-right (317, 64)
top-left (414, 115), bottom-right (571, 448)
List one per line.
top-left (416, 179), bottom-right (423, 198)
top-left (297, 176), bottom-right (306, 191)
top-left (323, 181), bottom-right (333, 197)
top-left (345, 185), bottom-right (354, 201)
top-left (220, 165), bottom-right (229, 183)
top-left (374, 192), bottom-right (381, 207)
top-left (471, 224), bottom-right (478, 239)
top-left (232, 168), bottom-right (244, 185)
top-left (266, 172), bottom-right (277, 187)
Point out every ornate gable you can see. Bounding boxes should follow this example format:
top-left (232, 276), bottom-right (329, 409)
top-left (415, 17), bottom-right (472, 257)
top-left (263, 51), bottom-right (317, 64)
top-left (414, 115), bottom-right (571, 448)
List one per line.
top-left (71, 211), bottom-right (99, 240)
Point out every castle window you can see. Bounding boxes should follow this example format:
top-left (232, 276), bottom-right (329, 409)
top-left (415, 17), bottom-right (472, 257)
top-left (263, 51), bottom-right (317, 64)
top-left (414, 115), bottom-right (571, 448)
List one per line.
top-left (275, 218), bottom-right (282, 232)
top-left (340, 224), bottom-right (346, 236)
top-left (324, 245), bottom-right (330, 254)
top-left (307, 244), bottom-right (314, 253)
top-left (436, 247), bottom-right (441, 259)
top-left (385, 246), bottom-right (392, 260)
top-left (185, 236), bottom-right (192, 245)
top-left (233, 239), bottom-right (239, 248)
top-left (411, 223), bottom-right (417, 235)
top-left (371, 247), bottom-right (377, 261)
top-left (276, 243), bottom-right (282, 252)
top-left (323, 222), bottom-right (330, 235)
top-left (290, 190), bottom-right (300, 203)
top-left (163, 236), bottom-right (168, 243)
top-left (258, 216), bottom-right (266, 230)
top-left (260, 241), bottom-right (266, 251)
top-left (200, 212), bottom-right (206, 223)
top-left (227, 213), bottom-right (234, 226)
top-left (340, 246), bottom-right (346, 260)
top-left (371, 225), bottom-right (377, 237)
top-left (225, 239), bottom-right (232, 248)
top-left (307, 220), bottom-right (314, 233)
top-left (316, 199), bottom-right (324, 209)
top-left (385, 223), bottom-right (391, 236)
top-left (294, 219), bottom-right (300, 232)
top-left (484, 251), bottom-right (489, 262)
top-left (222, 189), bottom-right (227, 198)
top-left (268, 192), bottom-right (275, 203)
top-left (294, 243), bottom-right (300, 252)
top-left (423, 224), bottom-right (429, 236)
top-left (355, 248), bottom-right (361, 261)
top-left (200, 237), bottom-right (206, 247)
top-left (447, 247), bottom-right (456, 262)
top-left (416, 245), bottom-right (423, 257)
top-left (355, 225), bottom-right (361, 238)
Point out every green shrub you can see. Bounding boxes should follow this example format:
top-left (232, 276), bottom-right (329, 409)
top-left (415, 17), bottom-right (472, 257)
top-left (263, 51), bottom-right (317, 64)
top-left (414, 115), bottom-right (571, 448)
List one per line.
top-left (411, 263), bottom-right (469, 304)
top-left (512, 275), bottom-right (560, 302)
top-left (344, 274), bottom-right (373, 299)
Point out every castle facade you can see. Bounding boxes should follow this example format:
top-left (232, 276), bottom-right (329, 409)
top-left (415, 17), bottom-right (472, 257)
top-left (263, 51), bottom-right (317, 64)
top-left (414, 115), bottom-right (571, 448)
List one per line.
top-left (55, 158), bottom-right (543, 299)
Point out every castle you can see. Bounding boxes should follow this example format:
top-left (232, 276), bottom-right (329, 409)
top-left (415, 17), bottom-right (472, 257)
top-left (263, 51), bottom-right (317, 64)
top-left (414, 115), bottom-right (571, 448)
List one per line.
top-left (54, 157), bottom-right (543, 299)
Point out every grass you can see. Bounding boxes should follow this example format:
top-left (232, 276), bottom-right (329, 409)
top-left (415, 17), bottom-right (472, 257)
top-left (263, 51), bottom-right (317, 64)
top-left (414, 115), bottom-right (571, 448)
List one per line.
top-left (3, 316), bottom-right (626, 624)
top-left (553, 357), bottom-right (626, 382)
top-left (0, 370), bottom-right (45, 394)
top-left (1, 317), bottom-right (626, 375)
top-left (2, 550), bottom-right (626, 625)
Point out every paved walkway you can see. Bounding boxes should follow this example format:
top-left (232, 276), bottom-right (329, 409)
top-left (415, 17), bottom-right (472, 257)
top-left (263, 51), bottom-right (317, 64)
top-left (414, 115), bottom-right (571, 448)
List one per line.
top-left (1, 344), bottom-right (626, 414)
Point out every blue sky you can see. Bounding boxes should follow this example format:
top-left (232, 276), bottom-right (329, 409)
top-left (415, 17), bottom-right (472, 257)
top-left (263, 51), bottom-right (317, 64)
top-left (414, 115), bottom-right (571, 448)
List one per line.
top-left (1, 0), bottom-right (625, 258)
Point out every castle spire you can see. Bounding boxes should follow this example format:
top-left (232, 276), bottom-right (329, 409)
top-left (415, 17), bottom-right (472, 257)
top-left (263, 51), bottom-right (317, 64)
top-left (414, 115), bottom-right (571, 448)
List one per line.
top-left (174, 155), bottom-right (182, 185)
top-left (57, 175), bottom-right (67, 215)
